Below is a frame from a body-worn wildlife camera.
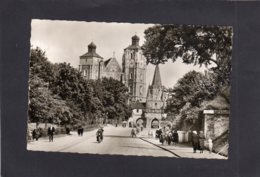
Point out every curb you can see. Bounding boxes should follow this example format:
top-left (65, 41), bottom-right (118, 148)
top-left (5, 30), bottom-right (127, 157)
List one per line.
top-left (140, 137), bottom-right (181, 158)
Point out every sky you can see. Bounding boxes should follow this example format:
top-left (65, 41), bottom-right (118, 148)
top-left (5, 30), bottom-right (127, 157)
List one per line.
top-left (30, 19), bottom-right (208, 89)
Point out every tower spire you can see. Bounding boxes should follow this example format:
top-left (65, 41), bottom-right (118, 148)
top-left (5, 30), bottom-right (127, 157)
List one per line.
top-left (151, 64), bottom-right (162, 87)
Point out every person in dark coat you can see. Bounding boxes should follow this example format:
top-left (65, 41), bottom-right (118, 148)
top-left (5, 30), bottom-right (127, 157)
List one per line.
top-left (47, 126), bottom-right (55, 142)
top-left (77, 126), bottom-right (81, 136)
top-left (80, 127), bottom-right (84, 136)
top-left (173, 130), bottom-right (179, 145)
top-left (32, 129), bottom-right (40, 141)
top-left (198, 131), bottom-right (206, 153)
top-left (191, 131), bottom-right (200, 153)
top-left (32, 129), bottom-right (36, 141)
top-left (156, 129), bottom-right (162, 139)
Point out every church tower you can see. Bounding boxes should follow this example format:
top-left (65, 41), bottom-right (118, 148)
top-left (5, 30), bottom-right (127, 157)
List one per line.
top-left (145, 64), bottom-right (164, 128)
top-left (122, 35), bottom-right (146, 102)
top-left (79, 42), bottom-right (104, 80)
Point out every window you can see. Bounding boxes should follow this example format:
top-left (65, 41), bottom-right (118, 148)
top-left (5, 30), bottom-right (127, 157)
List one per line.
top-left (130, 73), bottom-right (133, 79)
top-left (131, 52), bottom-right (135, 59)
top-left (140, 86), bottom-right (142, 95)
top-left (137, 109), bottom-right (139, 113)
top-left (130, 86), bottom-right (133, 93)
top-left (155, 103), bottom-right (157, 106)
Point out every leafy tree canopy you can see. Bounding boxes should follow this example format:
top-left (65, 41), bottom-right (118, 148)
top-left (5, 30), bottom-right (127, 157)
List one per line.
top-left (142, 24), bottom-right (233, 84)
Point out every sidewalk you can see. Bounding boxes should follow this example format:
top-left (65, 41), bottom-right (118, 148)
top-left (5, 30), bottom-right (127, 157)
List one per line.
top-left (140, 136), bottom-right (227, 159)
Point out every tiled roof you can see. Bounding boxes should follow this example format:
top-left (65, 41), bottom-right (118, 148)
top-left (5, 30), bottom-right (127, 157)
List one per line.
top-left (124, 44), bottom-right (141, 50)
top-left (104, 58), bottom-right (112, 66)
top-left (151, 65), bottom-right (162, 87)
top-left (80, 52), bottom-right (103, 59)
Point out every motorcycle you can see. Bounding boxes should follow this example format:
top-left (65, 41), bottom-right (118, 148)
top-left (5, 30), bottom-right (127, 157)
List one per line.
top-left (96, 129), bottom-right (103, 143)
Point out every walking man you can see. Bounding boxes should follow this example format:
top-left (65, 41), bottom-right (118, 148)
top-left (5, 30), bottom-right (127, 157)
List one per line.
top-left (191, 131), bottom-right (200, 153)
top-left (48, 125), bottom-right (55, 142)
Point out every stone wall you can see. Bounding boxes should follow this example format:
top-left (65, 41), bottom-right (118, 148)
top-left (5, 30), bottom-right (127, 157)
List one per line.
top-left (203, 110), bottom-right (229, 140)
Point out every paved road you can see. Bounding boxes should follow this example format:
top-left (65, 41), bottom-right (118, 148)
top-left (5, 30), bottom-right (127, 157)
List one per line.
top-left (27, 125), bottom-right (178, 157)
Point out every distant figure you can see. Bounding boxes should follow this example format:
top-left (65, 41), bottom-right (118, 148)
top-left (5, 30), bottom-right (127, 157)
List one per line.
top-left (48, 126), bottom-right (55, 142)
top-left (208, 138), bottom-right (213, 153)
top-left (191, 131), bottom-right (200, 153)
top-left (156, 129), bottom-right (162, 139)
top-left (77, 126), bottom-right (84, 136)
top-left (80, 127), bottom-right (84, 136)
top-left (166, 131), bottom-right (172, 145)
top-left (131, 128), bottom-right (136, 138)
top-left (96, 127), bottom-right (104, 143)
top-left (77, 126), bottom-right (81, 136)
top-left (173, 130), bottom-right (179, 145)
top-left (199, 131), bottom-right (206, 153)
top-left (160, 127), bottom-right (166, 145)
top-left (32, 128), bottom-right (40, 141)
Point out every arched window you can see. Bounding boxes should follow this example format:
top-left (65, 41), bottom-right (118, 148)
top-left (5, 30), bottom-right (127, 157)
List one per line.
top-left (130, 86), bottom-right (133, 93)
top-left (130, 73), bottom-right (133, 79)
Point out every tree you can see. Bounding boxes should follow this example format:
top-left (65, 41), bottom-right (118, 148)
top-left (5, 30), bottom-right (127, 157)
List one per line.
top-left (165, 70), bottom-right (218, 114)
top-left (101, 78), bottom-right (130, 121)
top-left (28, 47), bottom-right (131, 127)
top-left (142, 24), bottom-right (233, 85)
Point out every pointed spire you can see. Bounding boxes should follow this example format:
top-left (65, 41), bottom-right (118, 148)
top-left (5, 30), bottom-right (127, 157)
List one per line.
top-left (151, 64), bottom-right (162, 87)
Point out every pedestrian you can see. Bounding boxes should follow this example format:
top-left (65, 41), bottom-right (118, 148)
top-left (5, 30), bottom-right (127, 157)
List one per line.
top-left (160, 127), bottom-right (166, 145)
top-left (34, 128), bottom-right (41, 141)
top-left (80, 127), bottom-right (84, 136)
top-left (77, 126), bottom-right (81, 136)
top-left (167, 131), bottom-right (172, 145)
top-left (208, 138), bottom-right (213, 153)
top-left (131, 128), bottom-right (136, 137)
top-left (47, 125), bottom-right (55, 142)
top-left (198, 131), bottom-right (205, 153)
top-left (191, 130), bottom-right (200, 153)
top-left (32, 129), bottom-right (36, 141)
top-left (173, 130), bottom-right (179, 145)
top-left (156, 129), bottom-right (162, 139)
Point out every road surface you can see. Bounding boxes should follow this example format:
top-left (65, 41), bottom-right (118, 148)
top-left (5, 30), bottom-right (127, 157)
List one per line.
top-left (27, 125), bottom-right (178, 157)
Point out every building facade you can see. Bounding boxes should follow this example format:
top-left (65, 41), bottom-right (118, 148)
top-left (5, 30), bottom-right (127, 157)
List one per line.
top-left (145, 65), bottom-right (165, 129)
top-left (79, 42), bottom-right (122, 81)
top-left (79, 35), bottom-right (167, 129)
top-left (122, 35), bottom-right (147, 102)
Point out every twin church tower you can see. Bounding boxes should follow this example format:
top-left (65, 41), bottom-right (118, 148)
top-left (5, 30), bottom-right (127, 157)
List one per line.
top-left (79, 35), bottom-right (166, 128)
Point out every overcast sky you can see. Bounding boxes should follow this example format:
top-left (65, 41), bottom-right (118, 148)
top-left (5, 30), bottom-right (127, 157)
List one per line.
top-left (31, 19), bottom-right (207, 89)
